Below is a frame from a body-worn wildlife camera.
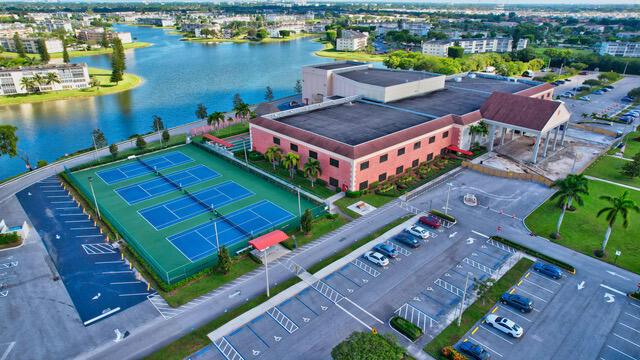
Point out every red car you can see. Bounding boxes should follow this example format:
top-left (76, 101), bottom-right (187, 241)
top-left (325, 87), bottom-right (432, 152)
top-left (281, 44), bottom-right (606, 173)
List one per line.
top-left (419, 215), bottom-right (441, 229)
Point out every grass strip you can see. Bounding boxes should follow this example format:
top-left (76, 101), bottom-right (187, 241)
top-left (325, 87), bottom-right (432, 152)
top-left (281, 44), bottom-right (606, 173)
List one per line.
top-left (424, 258), bottom-right (534, 359)
top-left (491, 236), bottom-right (576, 273)
top-left (281, 215), bottom-right (349, 250)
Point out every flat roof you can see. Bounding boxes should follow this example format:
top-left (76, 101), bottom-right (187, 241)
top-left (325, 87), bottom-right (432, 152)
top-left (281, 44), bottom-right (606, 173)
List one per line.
top-left (273, 75), bottom-right (538, 146)
top-left (338, 68), bottom-right (440, 87)
top-left (310, 62), bottom-right (365, 71)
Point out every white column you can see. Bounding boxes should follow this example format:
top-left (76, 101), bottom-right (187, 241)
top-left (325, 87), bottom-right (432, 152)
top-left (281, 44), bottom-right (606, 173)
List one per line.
top-left (532, 133), bottom-right (542, 164)
top-left (552, 126), bottom-right (560, 151)
top-left (500, 127), bottom-right (507, 146)
top-left (488, 124), bottom-right (497, 152)
top-left (560, 123), bottom-right (568, 146)
top-left (542, 131), bottom-right (551, 158)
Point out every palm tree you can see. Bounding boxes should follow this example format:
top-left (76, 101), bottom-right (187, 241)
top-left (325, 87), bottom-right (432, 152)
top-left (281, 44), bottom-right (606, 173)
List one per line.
top-left (596, 191), bottom-right (640, 256)
top-left (282, 152), bottom-right (300, 178)
top-left (90, 78), bottom-right (101, 91)
top-left (303, 158), bottom-right (322, 187)
top-left (45, 72), bottom-right (60, 86)
top-left (549, 174), bottom-right (589, 238)
top-left (207, 111), bottom-right (225, 129)
top-left (264, 146), bottom-right (282, 170)
top-left (469, 121), bottom-right (488, 147)
top-left (20, 77), bottom-right (37, 93)
top-left (235, 103), bottom-right (251, 123)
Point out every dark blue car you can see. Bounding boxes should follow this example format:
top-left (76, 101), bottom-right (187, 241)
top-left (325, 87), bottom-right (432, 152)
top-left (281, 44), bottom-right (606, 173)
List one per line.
top-left (533, 262), bottom-right (562, 279)
top-left (459, 340), bottom-right (490, 360)
top-left (373, 243), bottom-right (398, 258)
top-left (500, 292), bottom-right (533, 313)
top-left (394, 233), bottom-right (421, 248)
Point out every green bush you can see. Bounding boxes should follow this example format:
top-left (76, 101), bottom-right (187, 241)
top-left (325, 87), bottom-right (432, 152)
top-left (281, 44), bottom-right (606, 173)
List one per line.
top-left (0, 232), bottom-right (20, 245)
top-left (630, 291), bottom-right (640, 301)
top-left (390, 316), bottom-right (423, 341)
top-left (345, 190), bottom-right (362, 198)
top-left (248, 151), bottom-right (264, 161)
top-left (491, 236), bottom-right (576, 273)
top-left (430, 209), bottom-right (456, 223)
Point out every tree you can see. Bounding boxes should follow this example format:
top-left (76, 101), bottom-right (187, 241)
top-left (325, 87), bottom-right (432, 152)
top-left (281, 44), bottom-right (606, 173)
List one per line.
top-left (217, 245), bottom-right (232, 274)
top-left (36, 159), bottom-right (47, 168)
top-left (303, 158), bottom-right (321, 187)
top-left (19, 77), bottom-right (37, 94)
top-left (163, 130), bottom-right (171, 145)
top-left (256, 29), bottom-right (268, 40)
top-left (282, 152), bottom-right (300, 178)
top-left (151, 115), bottom-right (165, 146)
top-left (109, 143), bottom-right (118, 158)
top-left (331, 332), bottom-right (405, 360)
top-left (325, 30), bottom-right (337, 43)
top-left (469, 121), bottom-right (488, 146)
top-left (232, 93), bottom-right (244, 110)
top-left (596, 191), bottom-right (640, 256)
top-left (62, 39), bottom-right (70, 63)
top-left (234, 102), bottom-right (250, 122)
top-left (0, 125), bottom-right (18, 158)
top-left (90, 77), bottom-right (101, 90)
top-left (279, 29), bottom-right (291, 37)
top-left (264, 146), bottom-right (283, 170)
top-left (571, 62), bottom-right (588, 71)
top-left (598, 71), bottom-right (621, 83)
top-left (549, 174), bottom-right (589, 238)
top-left (195, 103), bottom-right (208, 121)
top-left (44, 72), bottom-right (60, 86)
top-left (301, 209), bottom-right (313, 234)
top-left (628, 87), bottom-right (640, 101)
top-left (100, 29), bottom-right (110, 48)
top-left (110, 37), bottom-right (125, 83)
top-left (264, 86), bottom-right (274, 102)
top-left (135, 135), bottom-right (146, 149)
top-left (92, 129), bottom-right (108, 148)
top-left (622, 152), bottom-right (640, 178)
top-left (294, 79), bottom-right (303, 94)
top-left (13, 33), bottom-right (25, 58)
top-left (447, 46), bottom-right (464, 59)
top-left (37, 39), bottom-right (50, 64)
top-left (207, 111), bottom-right (225, 128)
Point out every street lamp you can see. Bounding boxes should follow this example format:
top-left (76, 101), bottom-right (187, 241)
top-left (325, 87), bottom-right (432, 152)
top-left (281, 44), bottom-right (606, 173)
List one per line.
top-left (614, 249), bottom-right (621, 264)
top-left (263, 247), bottom-right (270, 297)
top-left (88, 176), bottom-right (101, 219)
top-left (457, 272), bottom-right (473, 326)
top-left (445, 183), bottom-right (454, 215)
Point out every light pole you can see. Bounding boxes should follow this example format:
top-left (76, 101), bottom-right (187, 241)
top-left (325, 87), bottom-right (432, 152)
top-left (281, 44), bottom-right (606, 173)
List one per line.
top-left (297, 188), bottom-right (302, 231)
top-left (614, 249), bottom-right (621, 264)
top-left (445, 183), bottom-right (454, 215)
top-left (457, 272), bottom-right (472, 326)
top-left (88, 176), bottom-right (101, 219)
top-left (214, 221), bottom-right (220, 250)
top-left (263, 248), bottom-right (270, 297)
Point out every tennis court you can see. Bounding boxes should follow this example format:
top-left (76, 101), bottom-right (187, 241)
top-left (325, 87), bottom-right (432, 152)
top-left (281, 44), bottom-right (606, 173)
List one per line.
top-left (167, 200), bottom-right (295, 262)
top-left (116, 165), bottom-right (220, 204)
top-left (97, 151), bottom-right (192, 185)
top-left (139, 181), bottom-right (254, 230)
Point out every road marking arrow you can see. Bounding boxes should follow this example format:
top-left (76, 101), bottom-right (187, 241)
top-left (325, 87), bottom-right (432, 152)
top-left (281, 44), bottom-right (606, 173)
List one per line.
top-left (606, 270), bottom-right (630, 281)
top-left (577, 281), bottom-right (585, 290)
top-left (449, 232), bottom-right (457, 238)
top-left (303, 317), bottom-right (310, 323)
top-left (253, 350), bottom-right (260, 356)
top-left (604, 293), bottom-right (615, 303)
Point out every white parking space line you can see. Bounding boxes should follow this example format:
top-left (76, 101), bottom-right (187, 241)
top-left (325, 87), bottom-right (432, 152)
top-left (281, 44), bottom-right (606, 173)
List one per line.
top-left (629, 302), bottom-right (640, 309)
top-left (468, 337), bottom-right (503, 357)
top-left (64, 220), bottom-right (90, 223)
top-left (620, 323), bottom-right (640, 335)
top-left (472, 230), bottom-right (489, 238)
top-left (522, 278), bottom-right (554, 293)
top-left (607, 345), bottom-right (640, 360)
top-left (102, 270), bottom-right (133, 274)
top-left (0, 342), bottom-right (16, 360)
top-left (70, 227), bottom-right (95, 231)
top-left (111, 281), bottom-right (142, 285)
top-left (614, 333), bottom-right (640, 348)
top-left (335, 302), bottom-right (372, 331)
top-left (76, 235), bottom-right (103, 238)
top-left (515, 288), bottom-right (548, 303)
top-left (118, 293), bottom-right (150, 297)
top-left (600, 284), bottom-right (627, 296)
top-left (498, 306), bottom-right (532, 322)
top-left (528, 271), bottom-right (562, 286)
top-left (479, 324), bottom-right (514, 344)
top-left (625, 313), bottom-right (640, 321)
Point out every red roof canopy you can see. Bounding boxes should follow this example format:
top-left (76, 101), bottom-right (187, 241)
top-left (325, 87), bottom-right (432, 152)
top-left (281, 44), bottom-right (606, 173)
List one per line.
top-left (446, 145), bottom-right (474, 156)
top-left (203, 134), bottom-right (233, 148)
top-left (248, 230), bottom-right (288, 251)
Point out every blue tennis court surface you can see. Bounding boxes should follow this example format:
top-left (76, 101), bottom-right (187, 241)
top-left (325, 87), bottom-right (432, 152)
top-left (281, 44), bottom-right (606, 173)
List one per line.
top-left (167, 200), bottom-right (295, 262)
top-left (115, 165), bottom-right (220, 204)
top-left (139, 181), bottom-right (254, 230)
top-left (97, 151), bottom-right (192, 185)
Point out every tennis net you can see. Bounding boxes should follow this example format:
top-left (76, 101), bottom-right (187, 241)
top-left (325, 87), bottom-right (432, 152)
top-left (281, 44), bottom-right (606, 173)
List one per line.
top-left (136, 156), bottom-right (156, 173)
top-left (183, 188), bottom-right (214, 212)
top-left (157, 170), bottom-right (182, 191)
top-left (216, 209), bottom-right (251, 238)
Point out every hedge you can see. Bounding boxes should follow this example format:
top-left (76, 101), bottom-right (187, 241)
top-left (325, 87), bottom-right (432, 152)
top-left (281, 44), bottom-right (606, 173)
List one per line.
top-left (390, 316), bottom-right (422, 341)
top-left (430, 209), bottom-right (456, 223)
top-left (491, 236), bottom-right (576, 273)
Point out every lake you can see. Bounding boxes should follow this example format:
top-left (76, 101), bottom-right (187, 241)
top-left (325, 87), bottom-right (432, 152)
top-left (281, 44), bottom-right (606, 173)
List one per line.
top-left (0, 24), bottom-right (330, 180)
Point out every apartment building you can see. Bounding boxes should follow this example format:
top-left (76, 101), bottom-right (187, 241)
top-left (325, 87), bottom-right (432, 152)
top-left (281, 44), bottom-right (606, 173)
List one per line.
top-left (0, 37), bottom-right (64, 54)
top-left (76, 28), bottom-right (132, 45)
top-left (336, 30), bottom-right (369, 52)
top-left (598, 42), bottom-right (640, 57)
top-left (137, 17), bottom-right (175, 27)
top-left (0, 63), bottom-right (90, 96)
top-left (421, 37), bottom-right (526, 57)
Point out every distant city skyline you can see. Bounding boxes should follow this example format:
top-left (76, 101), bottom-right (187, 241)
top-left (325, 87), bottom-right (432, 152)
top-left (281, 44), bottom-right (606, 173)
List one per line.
top-left (4, 0), bottom-right (640, 4)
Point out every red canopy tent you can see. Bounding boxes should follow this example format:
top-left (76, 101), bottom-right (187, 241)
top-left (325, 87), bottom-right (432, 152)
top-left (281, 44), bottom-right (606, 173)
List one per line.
top-left (203, 134), bottom-right (234, 148)
top-left (248, 230), bottom-right (289, 251)
top-left (446, 145), bottom-right (474, 156)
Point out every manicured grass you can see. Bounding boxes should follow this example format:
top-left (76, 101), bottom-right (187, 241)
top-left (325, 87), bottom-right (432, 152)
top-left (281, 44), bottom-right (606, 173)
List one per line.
top-left (525, 180), bottom-right (640, 274)
top-left (623, 131), bottom-right (640, 158)
top-left (282, 215), bottom-right (349, 250)
top-left (334, 193), bottom-right (396, 218)
top-left (210, 123), bottom-right (249, 139)
top-left (584, 155), bottom-right (640, 188)
top-left (0, 67), bottom-right (142, 106)
top-left (1, 42), bottom-right (151, 60)
top-left (0, 233), bottom-right (22, 250)
top-left (424, 258), bottom-right (534, 359)
top-left (314, 41), bottom-right (386, 62)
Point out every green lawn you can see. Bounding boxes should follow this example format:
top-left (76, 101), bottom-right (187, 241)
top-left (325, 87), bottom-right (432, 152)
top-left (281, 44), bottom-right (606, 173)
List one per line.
top-left (525, 180), bottom-right (640, 274)
top-left (424, 258), bottom-right (534, 359)
top-left (1, 42), bottom-right (151, 60)
top-left (282, 215), bottom-right (349, 250)
top-left (314, 41), bottom-right (386, 62)
top-left (210, 123), bottom-right (249, 138)
top-left (0, 67), bottom-right (142, 106)
top-left (623, 131), bottom-right (640, 158)
top-left (334, 193), bottom-right (396, 218)
top-left (584, 155), bottom-right (640, 188)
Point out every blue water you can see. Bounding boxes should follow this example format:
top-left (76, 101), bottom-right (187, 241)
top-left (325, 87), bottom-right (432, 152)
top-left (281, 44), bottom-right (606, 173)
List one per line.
top-left (0, 25), bottom-right (329, 180)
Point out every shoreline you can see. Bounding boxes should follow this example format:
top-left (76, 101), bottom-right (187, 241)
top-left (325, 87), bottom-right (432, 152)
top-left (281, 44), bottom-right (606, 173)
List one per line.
top-left (181, 32), bottom-right (318, 44)
top-left (313, 40), bottom-right (386, 62)
top-left (0, 67), bottom-right (143, 106)
top-left (1, 41), bottom-right (152, 60)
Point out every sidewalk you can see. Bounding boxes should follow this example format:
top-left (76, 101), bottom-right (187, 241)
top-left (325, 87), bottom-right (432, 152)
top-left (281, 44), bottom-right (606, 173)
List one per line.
top-left (584, 175), bottom-right (640, 192)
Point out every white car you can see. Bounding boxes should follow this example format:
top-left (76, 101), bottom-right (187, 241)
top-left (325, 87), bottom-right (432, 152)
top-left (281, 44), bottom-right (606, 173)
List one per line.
top-left (485, 314), bottom-right (524, 338)
top-left (363, 251), bottom-right (389, 267)
top-left (405, 225), bottom-right (430, 239)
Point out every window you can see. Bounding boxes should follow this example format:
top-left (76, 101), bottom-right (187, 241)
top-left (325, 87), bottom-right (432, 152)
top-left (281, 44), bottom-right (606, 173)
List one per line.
top-left (413, 141), bottom-right (421, 150)
top-left (427, 153), bottom-right (434, 161)
top-left (309, 150), bottom-right (318, 159)
top-left (378, 173), bottom-right (387, 182)
top-left (443, 131), bottom-right (449, 139)
top-left (397, 147), bottom-right (405, 156)
top-left (330, 158), bottom-right (339, 168)
top-left (359, 181), bottom-right (368, 191)
top-left (429, 136), bottom-right (436, 144)
top-left (380, 154), bottom-right (388, 163)
top-left (360, 161), bottom-right (369, 171)
top-left (290, 143), bottom-right (298, 151)
top-left (396, 166), bottom-right (404, 175)
top-left (412, 159), bottom-right (419, 168)
top-left (329, 177), bottom-right (338, 187)
top-left (273, 137), bottom-right (280, 145)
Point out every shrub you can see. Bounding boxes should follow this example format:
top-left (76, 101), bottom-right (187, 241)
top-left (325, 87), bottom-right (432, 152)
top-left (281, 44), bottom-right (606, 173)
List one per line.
top-left (345, 190), bottom-right (362, 198)
top-left (630, 291), bottom-right (640, 301)
top-left (325, 213), bottom-right (339, 220)
top-left (491, 236), bottom-right (576, 273)
top-left (430, 209), bottom-right (456, 223)
top-left (441, 346), bottom-right (468, 360)
top-left (248, 151), bottom-right (264, 161)
top-left (135, 135), bottom-right (147, 149)
top-left (390, 316), bottom-right (422, 341)
top-left (0, 232), bottom-right (20, 245)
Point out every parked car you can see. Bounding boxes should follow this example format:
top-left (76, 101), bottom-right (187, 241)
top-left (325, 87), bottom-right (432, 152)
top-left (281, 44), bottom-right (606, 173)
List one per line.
top-left (533, 262), bottom-right (563, 279)
top-left (564, 78), bottom-right (571, 82)
top-left (620, 117), bottom-right (634, 124)
top-left (405, 225), bottom-right (430, 239)
top-left (605, 85), bottom-right (614, 89)
top-left (485, 314), bottom-right (524, 338)
top-left (579, 71), bottom-right (588, 75)
top-left (419, 215), bottom-right (441, 229)
top-left (602, 88), bottom-right (611, 92)
top-left (628, 111), bottom-right (640, 117)
top-left (373, 243), bottom-right (398, 258)
top-left (557, 80), bottom-right (566, 84)
top-left (622, 96), bottom-right (634, 103)
top-left (363, 251), bottom-right (389, 267)
top-left (394, 233), bottom-right (421, 248)
top-left (500, 293), bottom-right (534, 313)
top-left (579, 96), bottom-right (591, 101)
top-left (593, 90), bottom-right (605, 95)
top-left (459, 341), bottom-right (491, 360)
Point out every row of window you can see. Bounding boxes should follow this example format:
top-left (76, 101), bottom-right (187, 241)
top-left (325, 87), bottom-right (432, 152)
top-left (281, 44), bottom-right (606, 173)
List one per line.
top-left (358, 133), bottom-right (447, 171)
top-left (274, 136), bottom-right (341, 168)
top-left (358, 153), bottom-right (438, 190)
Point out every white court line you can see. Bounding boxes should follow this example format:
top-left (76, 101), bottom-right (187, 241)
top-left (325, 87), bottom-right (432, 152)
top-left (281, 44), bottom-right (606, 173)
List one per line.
top-left (43, 189), bottom-right (66, 192)
top-left (626, 313), bottom-right (640, 321)
top-left (620, 323), bottom-right (640, 335)
top-left (46, 195), bottom-right (69, 198)
top-left (479, 324), bottom-right (514, 344)
top-left (118, 293), bottom-right (150, 297)
top-left (0, 342), bottom-right (15, 360)
top-left (522, 278), bottom-right (555, 293)
top-left (601, 284), bottom-right (627, 296)
top-left (472, 230), bottom-right (489, 238)
top-left (614, 333), bottom-right (640, 348)
top-left (468, 336), bottom-right (503, 357)
top-left (498, 305), bottom-right (532, 322)
top-left (58, 213), bottom-right (85, 216)
top-left (607, 345), bottom-right (639, 360)
top-left (515, 287), bottom-right (548, 303)
top-left (55, 207), bottom-right (77, 210)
